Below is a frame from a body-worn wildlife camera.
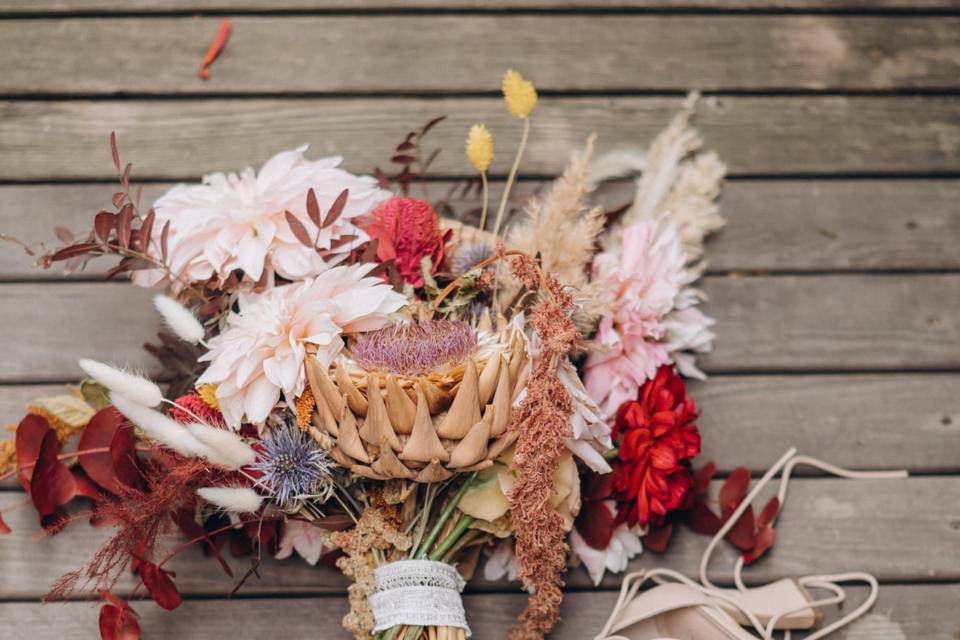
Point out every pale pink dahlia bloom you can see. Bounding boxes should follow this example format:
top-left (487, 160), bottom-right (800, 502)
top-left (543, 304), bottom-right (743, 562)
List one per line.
top-left (197, 264), bottom-right (407, 429)
top-left (134, 146), bottom-right (389, 290)
top-left (584, 218), bottom-right (712, 418)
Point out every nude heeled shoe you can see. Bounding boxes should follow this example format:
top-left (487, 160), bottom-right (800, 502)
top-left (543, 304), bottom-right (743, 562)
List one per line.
top-left (594, 447), bottom-right (907, 640)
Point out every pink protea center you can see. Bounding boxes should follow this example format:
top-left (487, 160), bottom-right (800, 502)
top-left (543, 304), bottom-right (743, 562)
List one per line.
top-left (351, 320), bottom-right (478, 377)
top-left (364, 196), bottom-right (452, 287)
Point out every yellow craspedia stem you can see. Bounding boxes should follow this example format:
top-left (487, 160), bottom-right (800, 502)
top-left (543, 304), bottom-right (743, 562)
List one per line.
top-left (502, 69), bottom-right (537, 119)
top-left (197, 383), bottom-right (221, 411)
top-left (466, 124), bottom-right (493, 172)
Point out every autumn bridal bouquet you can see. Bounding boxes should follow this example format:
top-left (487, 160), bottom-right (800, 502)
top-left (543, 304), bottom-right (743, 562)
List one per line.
top-left (1, 71), bottom-right (728, 640)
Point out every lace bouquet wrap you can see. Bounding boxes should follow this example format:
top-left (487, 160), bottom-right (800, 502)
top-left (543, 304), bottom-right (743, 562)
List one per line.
top-left (3, 69), bottom-right (727, 640)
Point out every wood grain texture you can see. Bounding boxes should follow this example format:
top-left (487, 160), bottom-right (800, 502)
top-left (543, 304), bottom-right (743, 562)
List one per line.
top-left (1, 584), bottom-right (957, 639)
top-left (4, 373), bottom-right (958, 472)
top-left (700, 274), bottom-right (960, 372)
top-left (1, 0), bottom-right (959, 11)
top-left (2, 477), bottom-right (956, 598)
top-left (3, 16), bottom-right (959, 94)
top-left (2, 96), bottom-right (958, 180)
top-left (3, 180), bottom-right (959, 280)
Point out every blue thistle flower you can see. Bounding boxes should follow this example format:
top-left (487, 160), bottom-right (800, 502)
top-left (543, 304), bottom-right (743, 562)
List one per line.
top-left (251, 420), bottom-right (334, 508)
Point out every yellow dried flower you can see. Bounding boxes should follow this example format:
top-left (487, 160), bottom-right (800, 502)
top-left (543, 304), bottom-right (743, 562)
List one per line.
top-left (0, 439), bottom-right (15, 474)
top-left (294, 387), bottom-right (316, 432)
top-left (502, 69), bottom-right (538, 119)
top-left (466, 124), bottom-right (494, 172)
top-left (27, 394), bottom-right (95, 441)
top-left (197, 383), bottom-right (220, 411)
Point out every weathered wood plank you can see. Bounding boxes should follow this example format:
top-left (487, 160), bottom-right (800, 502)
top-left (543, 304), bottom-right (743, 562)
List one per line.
top-left (700, 274), bottom-right (960, 372)
top-left (2, 97), bottom-right (958, 180)
top-left (1, 477), bottom-right (955, 598)
top-left (4, 374), bottom-right (957, 473)
top-left (4, 180), bottom-right (959, 280)
top-left (3, 16), bottom-right (958, 94)
top-left (1, 275), bottom-right (956, 382)
top-left (0, 584), bottom-right (955, 639)
top-left (1, 0), bottom-right (958, 11)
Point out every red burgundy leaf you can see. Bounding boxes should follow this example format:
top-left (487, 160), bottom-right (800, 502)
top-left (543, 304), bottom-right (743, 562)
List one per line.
top-left (138, 209), bottom-right (156, 253)
top-left (757, 496), bottom-right (780, 529)
top-left (642, 523), bottom-right (674, 553)
top-left (305, 188), bottom-right (321, 228)
top-left (30, 430), bottom-right (77, 516)
top-left (160, 220), bottom-right (171, 262)
top-left (391, 154), bottom-right (417, 165)
top-left (284, 211), bottom-right (313, 248)
top-left (15, 413), bottom-right (50, 490)
top-left (0, 511), bottom-right (11, 535)
top-left (72, 467), bottom-right (104, 500)
top-left (575, 501), bottom-right (616, 550)
top-left (111, 192), bottom-right (126, 209)
top-left (724, 505), bottom-right (757, 552)
top-left (79, 407), bottom-right (139, 495)
top-left (582, 470), bottom-right (614, 502)
top-left (719, 467), bottom-right (751, 518)
top-left (99, 603), bottom-right (141, 640)
top-left (54, 226), bottom-right (75, 243)
top-left (109, 132), bottom-right (121, 172)
top-left (171, 509), bottom-right (234, 578)
top-left (94, 212), bottom-right (116, 243)
top-left (121, 163), bottom-right (132, 190)
top-left (421, 115), bottom-right (446, 135)
top-left (50, 242), bottom-right (98, 262)
top-left (686, 499), bottom-right (723, 536)
top-left (140, 561), bottom-right (182, 611)
top-left (744, 526), bottom-right (777, 565)
top-left (692, 461), bottom-right (716, 496)
top-left (322, 189), bottom-right (349, 229)
top-left (117, 204), bottom-right (134, 248)
top-left (395, 141), bottom-right (415, 152)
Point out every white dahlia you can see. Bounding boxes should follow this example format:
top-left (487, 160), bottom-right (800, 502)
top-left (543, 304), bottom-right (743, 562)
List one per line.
top-left (197, 264), bottom-right (407, 429)
top-left (134, 146), bottom-right (389, 290)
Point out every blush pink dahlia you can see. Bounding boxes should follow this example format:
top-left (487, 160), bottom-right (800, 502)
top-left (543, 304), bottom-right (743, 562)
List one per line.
top-left (134, 146), bottom-right (389, 290)
top-left (584, 218), bottom-right (711, 419)
top-left (197, 263), bottom-right (407, 429)
top-left (363, 197), bottom-right (452, 287)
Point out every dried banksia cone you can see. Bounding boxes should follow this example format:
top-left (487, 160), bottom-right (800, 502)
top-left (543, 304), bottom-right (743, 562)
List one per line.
top-left (305, 319), bottom-right (529, 482)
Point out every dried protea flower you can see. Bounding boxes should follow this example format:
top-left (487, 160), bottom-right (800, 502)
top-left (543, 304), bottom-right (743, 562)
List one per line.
top-left (304, 319), bottom-right (530, 483)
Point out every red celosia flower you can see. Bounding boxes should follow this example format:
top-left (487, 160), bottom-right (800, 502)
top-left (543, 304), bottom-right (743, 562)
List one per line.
top-left (169, 393), bottom-right (225, 427)
top-left (612, 365), bottom-right (701, 528)
top-left (364, 197), bottom-right (451, 287)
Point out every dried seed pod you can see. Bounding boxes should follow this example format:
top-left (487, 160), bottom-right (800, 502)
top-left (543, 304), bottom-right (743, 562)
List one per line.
top-left (437, 358), bottom-right (481, 439)
top-left (385, 374), bottom-right (416, 434)
top-left (336, 362), bottom-right (368, 417)
top-left (400, 386), bottom-right (450, 463)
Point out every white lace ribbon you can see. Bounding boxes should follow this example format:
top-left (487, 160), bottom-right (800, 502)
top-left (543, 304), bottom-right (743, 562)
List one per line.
top-left (369, 559), bottom-right (471, 636)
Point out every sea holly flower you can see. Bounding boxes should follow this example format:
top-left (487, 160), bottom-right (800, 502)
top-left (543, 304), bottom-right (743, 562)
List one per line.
top-left (251, 420), bottom-right (334, 508)
top-left (133, 146), bottom-right (389, 290)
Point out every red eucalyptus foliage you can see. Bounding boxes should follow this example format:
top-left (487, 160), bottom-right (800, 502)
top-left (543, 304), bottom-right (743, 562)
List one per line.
top-left (99, 592), bottom-right (141, 640)
top-left (374, 116), bottom-right (446, 195)
top-left (688, 465), bottom-right (781, 565)
top-left (40, 134), bottom-right (170, 283)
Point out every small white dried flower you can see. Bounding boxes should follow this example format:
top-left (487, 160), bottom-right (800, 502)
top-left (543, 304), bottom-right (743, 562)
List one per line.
top-left (198, 487), bottom-right (263, 514)
top-left (153, 295), bottom-right (205, 344)
top-left (187, 422), bottom-right (256, 470)
top-left (78, 358), bottom-right (164, 408)
top-left (111, 393), bottom-right (212, 459)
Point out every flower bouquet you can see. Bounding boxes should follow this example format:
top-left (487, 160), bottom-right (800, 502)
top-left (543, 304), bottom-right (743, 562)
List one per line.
top-left (1, 70), bottom-right (730, 639)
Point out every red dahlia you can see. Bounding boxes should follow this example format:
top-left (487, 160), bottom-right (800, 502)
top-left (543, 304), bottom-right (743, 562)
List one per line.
top-left (364, 197), bottom-right (452, 288)
top-left (612, 365), bottom-right (701, 528)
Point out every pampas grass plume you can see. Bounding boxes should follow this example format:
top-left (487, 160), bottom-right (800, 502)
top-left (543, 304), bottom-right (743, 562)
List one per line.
top-left (197, 487), bottom-right (263, 514)
top-left (187, 422), bottom-right (256, 470)
top-left (111, 393), bottom-right (212, 459)
top-left (78, 358), bottom-right (164, 407)
top-left (153, 295), bottom-right (205, 344)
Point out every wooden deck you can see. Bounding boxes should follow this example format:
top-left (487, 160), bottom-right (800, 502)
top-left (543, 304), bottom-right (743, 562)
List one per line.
top-left (1, 2), bottom-right (959, 638)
